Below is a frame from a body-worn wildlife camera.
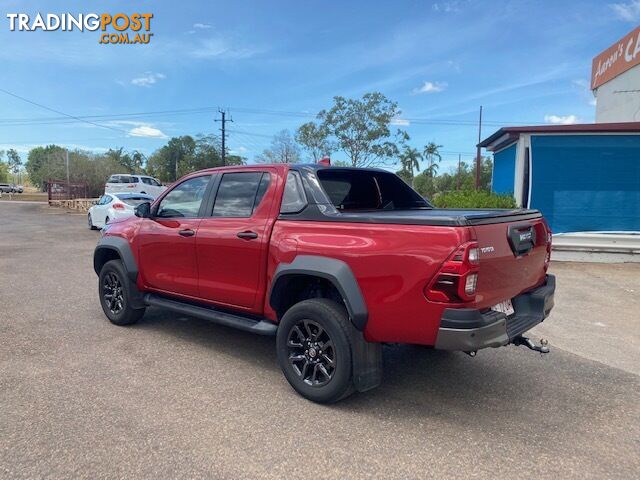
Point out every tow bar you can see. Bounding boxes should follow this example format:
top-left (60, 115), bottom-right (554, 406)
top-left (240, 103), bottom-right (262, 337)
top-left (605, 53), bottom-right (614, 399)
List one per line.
top-left (513, 335), bottom-right (550, 354)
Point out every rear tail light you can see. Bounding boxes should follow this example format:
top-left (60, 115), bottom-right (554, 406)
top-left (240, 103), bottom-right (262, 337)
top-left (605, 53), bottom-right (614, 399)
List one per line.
top-left (425, 241), bottom-right (480, 303)
top-left (112, 203), bottom-right (125, 210)
top-left (126, 184), bottom-right (135, 188)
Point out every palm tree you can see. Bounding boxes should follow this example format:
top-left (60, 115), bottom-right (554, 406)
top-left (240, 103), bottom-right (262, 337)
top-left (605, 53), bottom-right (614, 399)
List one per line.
top-left (423, 142), bottom-right (442, 177)
top-left (399, 147), bottom-right (422, 186)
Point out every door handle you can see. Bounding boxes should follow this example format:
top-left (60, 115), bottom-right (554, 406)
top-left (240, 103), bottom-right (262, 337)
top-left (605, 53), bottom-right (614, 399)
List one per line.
top-left (179, 229), bottom-right (195, 237)
top-left (237, 231), bottom-right (258, 240)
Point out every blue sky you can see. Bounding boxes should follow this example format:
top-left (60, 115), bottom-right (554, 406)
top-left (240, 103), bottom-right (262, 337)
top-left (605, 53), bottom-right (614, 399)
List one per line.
top-left (1, 0), bottom-right (638, 171)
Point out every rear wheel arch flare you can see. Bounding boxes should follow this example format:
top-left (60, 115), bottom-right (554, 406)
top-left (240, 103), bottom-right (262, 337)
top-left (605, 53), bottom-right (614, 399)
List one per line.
top-left (269, 255), bottom-right (368, 330)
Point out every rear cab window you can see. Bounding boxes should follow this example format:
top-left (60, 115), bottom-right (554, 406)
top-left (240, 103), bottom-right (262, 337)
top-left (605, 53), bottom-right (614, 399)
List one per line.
top-left (280, 171), bottom-right (307, 213)
top-left (316, 169), bottom-right (430, 211)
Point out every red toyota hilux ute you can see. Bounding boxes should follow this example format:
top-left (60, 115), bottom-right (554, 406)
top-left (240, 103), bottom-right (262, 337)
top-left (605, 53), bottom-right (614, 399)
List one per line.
top-left (94, 163), bottom-right (555, 403)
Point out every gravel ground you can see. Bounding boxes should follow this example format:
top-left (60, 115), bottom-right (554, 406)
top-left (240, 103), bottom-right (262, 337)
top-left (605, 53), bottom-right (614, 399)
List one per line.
top-left (1, 202), bottom-right (639, 479)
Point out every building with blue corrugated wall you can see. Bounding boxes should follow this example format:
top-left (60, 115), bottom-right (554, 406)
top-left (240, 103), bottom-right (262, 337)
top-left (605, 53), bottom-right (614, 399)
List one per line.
top-left (479, 123), bottom-right (640, 233)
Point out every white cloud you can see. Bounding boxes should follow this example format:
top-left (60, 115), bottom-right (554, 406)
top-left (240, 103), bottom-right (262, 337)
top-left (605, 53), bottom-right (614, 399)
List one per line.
top-left (544, 114), bottom-right (579, 125)
top-left (189, 38), bottom-right (259, 59)
top-left (391, 117), bottom-right (411, 126)
top-left (609, 0), bottom-right (640, 21)
top-left (193, 23), bottom-right (212, 29)
top-left (412, 81), bottom-right (448, 94)
top-left (128, 125), bottom-right (167, 138)
top-left (432, 1), bottom-right (468, 13)
top-left (230, 146), bottom-right (248, 155)
top-left (131, 72), bottom-right (166, 88)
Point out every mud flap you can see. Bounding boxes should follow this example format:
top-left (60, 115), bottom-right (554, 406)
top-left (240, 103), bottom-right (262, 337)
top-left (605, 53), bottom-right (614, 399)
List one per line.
top-left (349, 324), bottom-right (383, 392)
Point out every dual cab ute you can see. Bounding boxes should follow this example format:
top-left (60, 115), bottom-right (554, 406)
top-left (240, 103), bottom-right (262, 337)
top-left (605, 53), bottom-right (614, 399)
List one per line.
top-left (94, 163), bottom-right (555, 403)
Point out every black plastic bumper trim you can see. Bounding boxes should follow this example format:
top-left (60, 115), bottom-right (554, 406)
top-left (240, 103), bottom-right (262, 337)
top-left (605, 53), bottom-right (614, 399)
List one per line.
top-left (435, 274), bottom-right (555, 351)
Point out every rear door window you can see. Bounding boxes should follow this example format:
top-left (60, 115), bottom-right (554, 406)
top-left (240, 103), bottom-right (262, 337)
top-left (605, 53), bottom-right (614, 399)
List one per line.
top-left (141, 177), bottom-right (152, 185)
top-left (212, 172), bottom-right (270, 218)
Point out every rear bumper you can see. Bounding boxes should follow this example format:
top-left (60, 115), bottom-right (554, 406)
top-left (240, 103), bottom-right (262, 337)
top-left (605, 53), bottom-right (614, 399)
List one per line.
top-left (434, 274), bottom-right (555, 351)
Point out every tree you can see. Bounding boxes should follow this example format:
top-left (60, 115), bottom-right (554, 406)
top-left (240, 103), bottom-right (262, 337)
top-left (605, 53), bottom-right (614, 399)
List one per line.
top-left (317, 92), bottom-right (402, 168)
top-left (6, 149), bottom-right (22, 180)
top-left (25, 145), bottom-right (67, 190)
top-left (399, 147), bottom-right (422, 187)
top-left (105, 148), bottom-right (145, 174)
top-left (423, 142), bottom-right (442, 177)
top-left (256, 130), bottom-right (300, 164)
top-left (295, 122), bottom-right (333, 161)
top-left (146, 136), bottom-right (196, 182)
top-left (0, 161), bottom-right (8, 183)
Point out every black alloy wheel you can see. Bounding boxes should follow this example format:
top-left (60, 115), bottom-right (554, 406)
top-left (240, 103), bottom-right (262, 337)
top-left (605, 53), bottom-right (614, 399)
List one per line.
top-left (98, 260), bottom-right (145, 326)
top-left (286, 319), bottom-right (336, 387)
top-left (276, 299), bottom-right (355, 403)
top-left (102, 271), bottom-right (125, 315)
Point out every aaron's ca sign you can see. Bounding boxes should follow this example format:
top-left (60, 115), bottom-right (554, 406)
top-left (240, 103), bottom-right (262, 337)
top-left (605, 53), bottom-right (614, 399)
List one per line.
top-left (6, 12), bottom-right (154, 45)
top-left (591, 26), bottom-right (640, 89)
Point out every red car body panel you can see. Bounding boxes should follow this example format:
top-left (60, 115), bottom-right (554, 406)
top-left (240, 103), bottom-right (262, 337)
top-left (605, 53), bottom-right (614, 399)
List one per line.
top-left (102, 164), bottom-right (550, 346)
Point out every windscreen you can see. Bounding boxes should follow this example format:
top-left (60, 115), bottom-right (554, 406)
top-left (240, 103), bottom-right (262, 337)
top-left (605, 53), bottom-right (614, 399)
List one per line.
top-left (317, 169), bottom-right (431, 211)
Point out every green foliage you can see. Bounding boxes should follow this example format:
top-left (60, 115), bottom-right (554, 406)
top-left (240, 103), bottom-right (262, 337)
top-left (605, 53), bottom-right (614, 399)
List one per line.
top-left (105, 148), bottom-right (145, 174)
top-left (398, 146), bottom-right (421, 185)
top-left (146, 134), bottom-right (235, 182)
top-left (25, 145), bottom-right (122, 196)
top-left (413, 156), bottom-right (493, 199)
top-left (295, 122), bottom-right (333, 162)
top-left (0, 161), bottom-right (9, 183)
top-left (256, 130), bottom-right (301, 163)
top-left (432, 190), bottom-right (517, 209)
top-left (317, 92), bottom-right (402, 168)
top-left (423, 142), bottom-right (442, 177)
top-left (25, 145), bottom-right (68, 189)
top-left (6, 149), bottom-right (22, 175)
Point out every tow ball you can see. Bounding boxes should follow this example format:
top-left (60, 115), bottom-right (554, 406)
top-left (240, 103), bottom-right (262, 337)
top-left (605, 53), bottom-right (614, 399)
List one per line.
top-left (513, 335), bottom-right (550, 354)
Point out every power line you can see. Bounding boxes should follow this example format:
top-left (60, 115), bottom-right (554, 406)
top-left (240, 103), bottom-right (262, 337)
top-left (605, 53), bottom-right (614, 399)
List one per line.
top-left (0, 87), bottom-right (129, 134)
top-left (0, 101), bottom-right (545, 128)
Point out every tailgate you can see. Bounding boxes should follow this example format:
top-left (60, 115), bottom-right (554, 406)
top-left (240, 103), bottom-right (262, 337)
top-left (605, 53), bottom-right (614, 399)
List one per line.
top-left (472, 216), bottom-right (550, 308)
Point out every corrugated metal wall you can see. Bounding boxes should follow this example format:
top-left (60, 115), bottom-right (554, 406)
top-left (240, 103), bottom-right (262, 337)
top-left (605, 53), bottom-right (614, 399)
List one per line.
top-left (492, 144), bottom-right (516, 194)
top-left (530, 135), bottom-right (640, 233)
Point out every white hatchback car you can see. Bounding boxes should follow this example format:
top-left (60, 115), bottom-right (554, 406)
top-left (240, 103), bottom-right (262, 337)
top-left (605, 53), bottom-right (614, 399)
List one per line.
top-left (105, 174), bottom-right (166, 198)
top-left (88, 193), bottom-right (154, 230)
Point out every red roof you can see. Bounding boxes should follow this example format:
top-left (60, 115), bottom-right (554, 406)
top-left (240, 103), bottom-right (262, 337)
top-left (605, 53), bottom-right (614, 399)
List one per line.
top-left (479, 122), bottom-right (640, 151)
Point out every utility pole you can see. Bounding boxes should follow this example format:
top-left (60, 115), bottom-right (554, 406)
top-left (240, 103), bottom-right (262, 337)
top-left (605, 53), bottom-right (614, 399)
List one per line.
top-left (457, 154), bottom-right (461, 190)
top-left (216, 108), bottom-right (233, 166)
top-left (475, 105), bottom-right (483, 190)
top-left (65, 149), bottom-right (70, 185)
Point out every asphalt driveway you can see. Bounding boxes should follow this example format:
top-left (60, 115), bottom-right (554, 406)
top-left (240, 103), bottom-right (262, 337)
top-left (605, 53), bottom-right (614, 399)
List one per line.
top-left (1, 202), bottom-right (638, 479)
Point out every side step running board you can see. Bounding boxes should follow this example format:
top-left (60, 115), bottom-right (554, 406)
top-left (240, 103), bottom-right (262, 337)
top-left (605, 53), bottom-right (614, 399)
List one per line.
top-left (143, 294), bottom-right (278, 336)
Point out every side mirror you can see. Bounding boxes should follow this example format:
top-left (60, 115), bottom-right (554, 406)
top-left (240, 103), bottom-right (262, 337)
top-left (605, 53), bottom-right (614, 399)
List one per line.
top-left (135, 201), bottom-right (152, 218)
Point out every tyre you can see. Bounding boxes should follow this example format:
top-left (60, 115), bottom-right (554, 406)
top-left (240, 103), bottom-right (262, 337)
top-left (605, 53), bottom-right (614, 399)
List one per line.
top-left (277, 299), bottom-right (355, 403)
top-left (88, 213), bottom-right (97, 230)
top-left (98, 259), bottom-right (145, 326)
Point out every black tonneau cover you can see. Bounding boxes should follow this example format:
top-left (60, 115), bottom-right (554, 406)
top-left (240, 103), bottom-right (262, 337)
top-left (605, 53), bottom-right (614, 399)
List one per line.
top-left (285, 207), bottom-right (542, 227)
